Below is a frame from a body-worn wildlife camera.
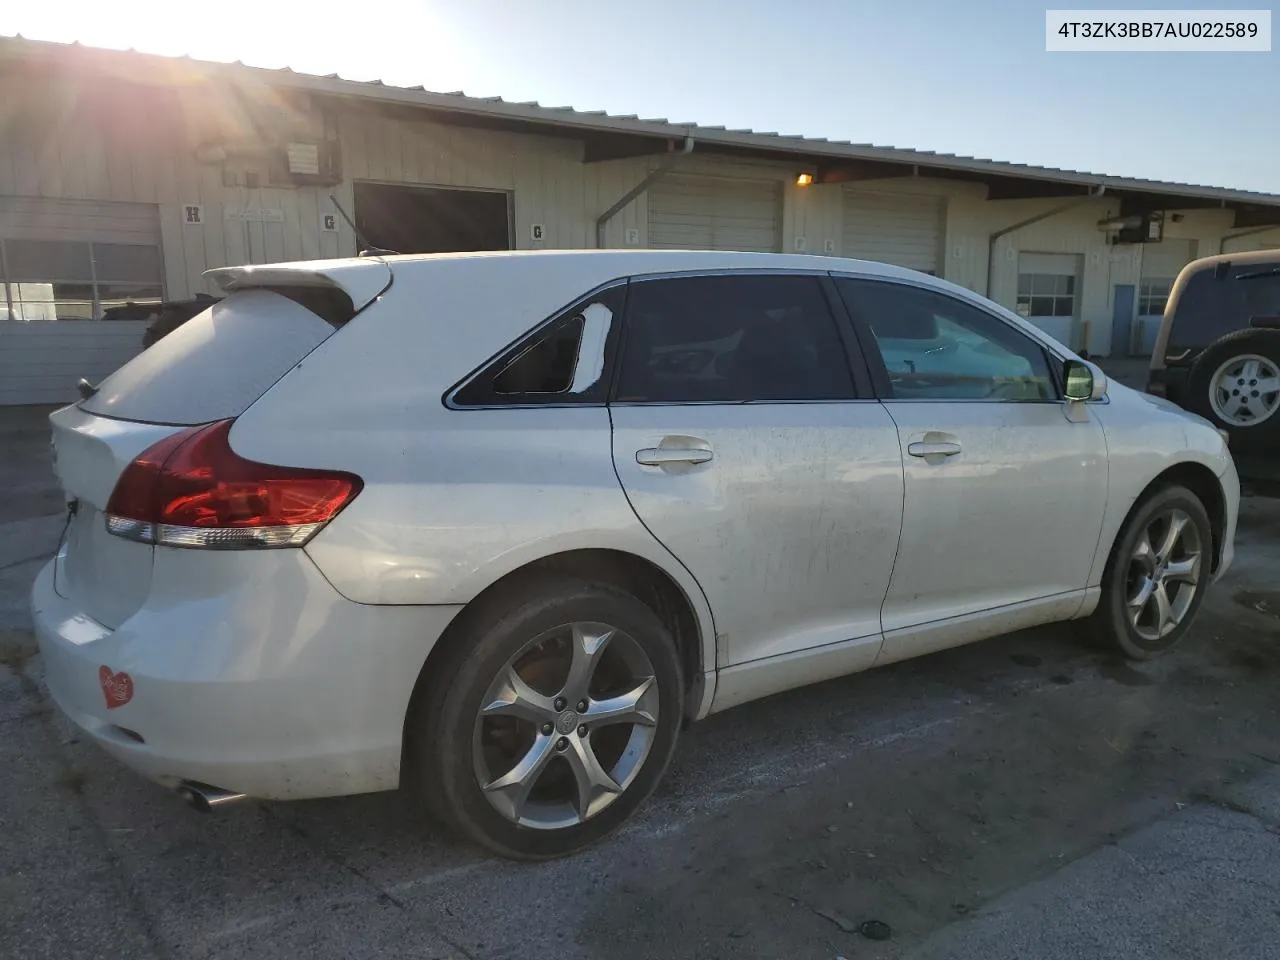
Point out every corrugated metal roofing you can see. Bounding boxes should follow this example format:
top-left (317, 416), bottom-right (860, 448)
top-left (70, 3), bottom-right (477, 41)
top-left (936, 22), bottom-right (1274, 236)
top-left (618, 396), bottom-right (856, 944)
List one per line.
top-left (2, 33), bottom-right (1278, 206)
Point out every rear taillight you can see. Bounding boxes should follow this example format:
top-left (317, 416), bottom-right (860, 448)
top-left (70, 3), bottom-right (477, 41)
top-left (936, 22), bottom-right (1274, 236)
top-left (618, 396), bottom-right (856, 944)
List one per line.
top-left (104, 419), bottom-right (362, 549)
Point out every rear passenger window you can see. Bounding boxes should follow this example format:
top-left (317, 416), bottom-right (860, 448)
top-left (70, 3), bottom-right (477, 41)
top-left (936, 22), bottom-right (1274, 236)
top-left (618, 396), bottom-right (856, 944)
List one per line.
top-left (452, 286), bottom-right (625, 406)
top-left (614, 275), bottom-right (855, 403)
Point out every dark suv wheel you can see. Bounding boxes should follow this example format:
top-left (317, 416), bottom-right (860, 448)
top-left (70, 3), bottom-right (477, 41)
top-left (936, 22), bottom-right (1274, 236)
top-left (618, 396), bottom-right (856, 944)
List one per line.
top-left (1184, 329), bottom-right (1280, 452)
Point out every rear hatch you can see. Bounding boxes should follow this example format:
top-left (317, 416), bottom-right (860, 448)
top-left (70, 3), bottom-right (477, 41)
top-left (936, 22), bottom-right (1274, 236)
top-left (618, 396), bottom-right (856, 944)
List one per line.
top-left (49, 260), bottom-right (390, 629)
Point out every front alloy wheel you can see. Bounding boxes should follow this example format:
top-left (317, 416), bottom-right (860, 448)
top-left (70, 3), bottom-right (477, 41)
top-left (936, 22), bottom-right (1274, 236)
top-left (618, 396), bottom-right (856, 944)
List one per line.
top-left (1124, 508), bottom-right (1203, 642)
top-left (1092, 484), bottom-right (1213, 660)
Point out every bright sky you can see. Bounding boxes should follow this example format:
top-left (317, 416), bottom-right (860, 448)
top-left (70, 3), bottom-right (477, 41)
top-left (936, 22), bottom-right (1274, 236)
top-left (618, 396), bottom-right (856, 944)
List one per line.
top-left (5, 0), bottom-right (1279, 192)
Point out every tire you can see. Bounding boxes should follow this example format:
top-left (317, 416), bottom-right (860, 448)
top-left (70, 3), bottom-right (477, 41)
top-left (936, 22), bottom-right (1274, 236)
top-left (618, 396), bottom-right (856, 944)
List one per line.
top-left (1184, 329), bottom-right (1280, 454)
top-left (406, 577), bottom-right (684, 860)
top-left (1089, 485), bottom-right (1214, 661)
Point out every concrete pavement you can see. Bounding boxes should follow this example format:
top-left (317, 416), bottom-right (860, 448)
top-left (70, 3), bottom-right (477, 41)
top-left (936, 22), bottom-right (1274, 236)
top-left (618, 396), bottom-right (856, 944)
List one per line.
top-left (3, 402), bottom-right (1280, 960)
top-left (907, 771), bottom-right (1280, 960)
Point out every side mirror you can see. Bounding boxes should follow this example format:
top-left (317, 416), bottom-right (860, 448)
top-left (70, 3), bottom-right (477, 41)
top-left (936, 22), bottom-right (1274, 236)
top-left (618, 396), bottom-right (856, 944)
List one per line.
top-left (1064, 359), bottom-right (1108, 402)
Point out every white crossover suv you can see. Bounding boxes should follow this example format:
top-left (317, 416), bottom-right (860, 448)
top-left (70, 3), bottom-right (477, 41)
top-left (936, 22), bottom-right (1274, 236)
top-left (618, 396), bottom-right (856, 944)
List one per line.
top-left (32, 250), bottom-right (1238, 859)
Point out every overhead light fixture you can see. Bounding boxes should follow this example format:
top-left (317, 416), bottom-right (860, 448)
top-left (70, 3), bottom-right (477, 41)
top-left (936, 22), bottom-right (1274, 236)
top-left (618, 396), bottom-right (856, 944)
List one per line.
top-left (795, 172), bottom-right (815, 187)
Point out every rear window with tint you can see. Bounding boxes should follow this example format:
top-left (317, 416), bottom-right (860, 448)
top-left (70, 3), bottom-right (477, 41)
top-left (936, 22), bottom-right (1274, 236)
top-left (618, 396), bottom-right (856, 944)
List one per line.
top-left (1169, 263), bottom-right (1280, 351)
top-left (80, 289), bottom-right (339, 425)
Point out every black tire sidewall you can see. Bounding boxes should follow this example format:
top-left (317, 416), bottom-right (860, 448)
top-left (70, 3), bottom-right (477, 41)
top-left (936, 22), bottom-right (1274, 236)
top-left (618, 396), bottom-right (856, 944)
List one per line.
top-left (1184, 330), bottom-right (1280, 452)
top-left (1099, 485), bottom-right (1213, 660)
top-left (414, 579), bottom-right (684, 860)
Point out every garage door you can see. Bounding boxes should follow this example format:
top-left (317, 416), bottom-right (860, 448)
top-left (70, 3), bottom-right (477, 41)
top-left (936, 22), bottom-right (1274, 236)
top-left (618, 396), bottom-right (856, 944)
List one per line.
top-left (648, 175), bottom-right (781, 252)
top-left (842, 190), bottom-right (944, 273)
top-left (1135, 239), bottom-right (1197, 355)
top-left (1015, 252), bottom-right (1082, 348)
top-left (0, 197), bottom-right (163, 405)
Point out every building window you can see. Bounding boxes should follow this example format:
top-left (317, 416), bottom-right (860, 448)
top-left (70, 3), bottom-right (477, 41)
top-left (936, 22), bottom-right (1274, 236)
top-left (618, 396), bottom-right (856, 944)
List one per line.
top-left (1, 239), bottom-right (163, 321)
top-left (1138, 278), bottom-right (1173, 316)
top-left (1015, 273), bottom-right (1076, 318)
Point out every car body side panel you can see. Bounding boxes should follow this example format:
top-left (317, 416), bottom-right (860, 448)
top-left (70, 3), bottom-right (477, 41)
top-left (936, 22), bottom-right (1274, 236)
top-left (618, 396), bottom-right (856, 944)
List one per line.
top-left (232, 401), bottom-right (721, 717)
top-left (1085, 383), bottom-right (1238, 591)
top-left (876, 400), bottom-right (1108, 639)
top-left (610, 402), bottom-right (904, 669)
top-left (293, 407), bottom-right (702, 606)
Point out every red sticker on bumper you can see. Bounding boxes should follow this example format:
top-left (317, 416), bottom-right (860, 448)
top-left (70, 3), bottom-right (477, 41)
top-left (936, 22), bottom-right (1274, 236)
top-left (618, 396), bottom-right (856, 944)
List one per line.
top-left (99, 666), bottom-right (134, 710)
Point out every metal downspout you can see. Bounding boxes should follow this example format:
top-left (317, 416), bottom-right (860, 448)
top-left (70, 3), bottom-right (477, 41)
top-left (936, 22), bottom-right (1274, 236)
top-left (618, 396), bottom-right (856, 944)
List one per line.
top-left (595, 136), bottom-right (695, 248)
top-left (985, 185), bottom-right (1108, 299)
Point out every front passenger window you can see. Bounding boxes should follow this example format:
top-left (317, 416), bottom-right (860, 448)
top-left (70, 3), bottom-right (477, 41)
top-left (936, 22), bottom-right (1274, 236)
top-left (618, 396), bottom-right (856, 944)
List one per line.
top-left (837, 279), bottom-right (1057, 402)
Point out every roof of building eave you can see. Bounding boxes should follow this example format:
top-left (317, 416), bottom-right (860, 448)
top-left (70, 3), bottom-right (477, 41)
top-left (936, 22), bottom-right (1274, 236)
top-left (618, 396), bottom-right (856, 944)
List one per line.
top-left (4, 34), bottom-right (1280, 209)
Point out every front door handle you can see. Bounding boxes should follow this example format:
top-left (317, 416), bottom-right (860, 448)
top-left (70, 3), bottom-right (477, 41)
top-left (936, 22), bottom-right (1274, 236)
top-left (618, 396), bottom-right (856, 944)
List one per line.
top-left (907, 441), bottom-right (962, 458)
top-left (636, 446), bottom-right (714, 467)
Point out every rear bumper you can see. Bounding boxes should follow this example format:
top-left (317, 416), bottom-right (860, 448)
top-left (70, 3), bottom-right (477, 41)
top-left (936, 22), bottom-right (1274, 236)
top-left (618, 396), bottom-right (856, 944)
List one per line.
top-left (31, 552), bottom-right (462, 800)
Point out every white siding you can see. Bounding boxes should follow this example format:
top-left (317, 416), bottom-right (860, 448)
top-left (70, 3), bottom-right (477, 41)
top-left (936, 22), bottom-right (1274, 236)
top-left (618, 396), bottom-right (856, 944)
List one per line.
top-left (648, 174), bottom-right (781, 252)
top-left (841, 190), bottom-right (944, 273)
top-left (1140, 239), bottom-right (1198, 284)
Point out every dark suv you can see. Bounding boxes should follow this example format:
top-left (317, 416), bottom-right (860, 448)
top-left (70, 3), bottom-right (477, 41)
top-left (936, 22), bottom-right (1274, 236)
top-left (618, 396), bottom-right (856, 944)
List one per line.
top-left (1147, 249), bottom-right (1280, 479)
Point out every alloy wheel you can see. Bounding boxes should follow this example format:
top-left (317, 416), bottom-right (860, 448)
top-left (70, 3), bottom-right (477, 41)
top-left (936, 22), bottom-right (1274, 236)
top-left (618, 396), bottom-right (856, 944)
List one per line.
top-left (472, 621), bottom-right (659, 830)
top-left (1209, 354), bottom-right (1280, 427)
top-left (1125, 508), bottom-right (1204, 642)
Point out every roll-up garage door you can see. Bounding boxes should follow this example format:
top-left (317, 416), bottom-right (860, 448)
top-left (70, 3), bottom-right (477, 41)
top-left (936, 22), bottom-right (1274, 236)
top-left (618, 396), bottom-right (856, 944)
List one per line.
top-left (842, 190), bottom-right (944, 274)
top-left (1015, 252), bottom-right (1082, 348)
top-left (0, 197), bottom-right (163, 405)
top-left (648, 175), bottom-right (781, 252)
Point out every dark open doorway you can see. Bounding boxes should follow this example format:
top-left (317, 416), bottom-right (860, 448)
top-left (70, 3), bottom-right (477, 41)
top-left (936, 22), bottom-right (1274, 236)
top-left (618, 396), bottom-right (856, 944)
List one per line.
top-left (352, 182), bottom-right (511, 254)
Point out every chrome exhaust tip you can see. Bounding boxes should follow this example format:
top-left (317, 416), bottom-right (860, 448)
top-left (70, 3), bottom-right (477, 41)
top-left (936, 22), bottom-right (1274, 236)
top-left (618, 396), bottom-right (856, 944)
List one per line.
top-left (178, 780), bottom-right (248, 812)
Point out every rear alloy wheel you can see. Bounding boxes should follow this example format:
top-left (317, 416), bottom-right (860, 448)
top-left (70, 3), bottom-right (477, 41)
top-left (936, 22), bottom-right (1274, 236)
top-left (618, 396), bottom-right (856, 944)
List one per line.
top-left (473, 621), bottom-right (660, 829)
top-left (1091, 485), bottom-right (1213, 660)
top-left (410, 579), bottom-right (683, 859)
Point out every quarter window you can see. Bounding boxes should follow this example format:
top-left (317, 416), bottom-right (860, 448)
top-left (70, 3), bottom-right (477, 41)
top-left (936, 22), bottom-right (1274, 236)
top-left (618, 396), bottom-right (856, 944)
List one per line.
top-left (452, 286), bottom-right (625, 406)
top-left (838, 278), bottom-right (1057, 401)
top-left (614, 275), bottom-right (855, 403)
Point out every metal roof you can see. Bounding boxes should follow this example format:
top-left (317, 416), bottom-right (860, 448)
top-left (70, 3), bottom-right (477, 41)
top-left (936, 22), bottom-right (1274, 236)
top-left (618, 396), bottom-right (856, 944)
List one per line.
top-left (3, 33), bottom-right (1279, 209)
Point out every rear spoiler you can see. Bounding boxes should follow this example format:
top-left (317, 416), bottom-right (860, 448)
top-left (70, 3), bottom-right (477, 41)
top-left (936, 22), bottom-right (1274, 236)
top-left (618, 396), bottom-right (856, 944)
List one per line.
top-left (203, 260), bottom-right (393, 313)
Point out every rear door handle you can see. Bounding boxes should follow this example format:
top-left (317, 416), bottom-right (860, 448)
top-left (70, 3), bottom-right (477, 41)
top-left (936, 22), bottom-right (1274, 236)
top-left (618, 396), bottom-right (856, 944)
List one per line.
top-left (636, 447), bottom-right (714, 466)
top-left (907, 441), bottom-right (962, 458)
